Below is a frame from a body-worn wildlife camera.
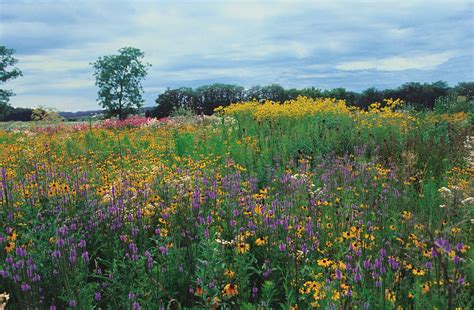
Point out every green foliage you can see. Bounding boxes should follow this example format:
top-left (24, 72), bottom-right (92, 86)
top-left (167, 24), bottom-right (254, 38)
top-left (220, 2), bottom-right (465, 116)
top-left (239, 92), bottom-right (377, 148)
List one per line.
top-left (91, 47), bottom-right (150, 120)
top-left (151, 81), bottom-right (472, 118)
top-left (171, 105), bottom-right (196, 118)
top-left (31, 106), bottom-right (63, 122)
top-left (434, 94), bottom-right (474, 114)
top-left (0, 46), bottom-right (23, 122)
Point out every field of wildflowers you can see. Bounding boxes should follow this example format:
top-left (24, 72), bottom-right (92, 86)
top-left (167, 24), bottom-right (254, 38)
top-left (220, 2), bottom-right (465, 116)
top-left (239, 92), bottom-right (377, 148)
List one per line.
top-left (0, 97), bottom-right (472, 309)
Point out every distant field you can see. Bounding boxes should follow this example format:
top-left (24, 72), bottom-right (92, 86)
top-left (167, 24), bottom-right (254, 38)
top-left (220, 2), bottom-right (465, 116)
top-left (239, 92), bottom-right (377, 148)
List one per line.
top-left (0, 97), bottom-right (472, 309)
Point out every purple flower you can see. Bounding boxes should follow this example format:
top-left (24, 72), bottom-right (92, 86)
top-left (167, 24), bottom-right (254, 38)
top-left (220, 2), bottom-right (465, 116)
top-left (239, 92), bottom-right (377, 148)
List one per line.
top-left (354, 273), bottom-right (362, 282)
top-left (69, 300), bottom-right (76, 308)
top-left (56, 238), bottom-right (65, 247)
top-left (453, 255), bottom-right (461, 264)
top-left (279, 243), bottom-right (286, 252)
top-left (69, 250), bottom-right (77, 264)
top-left (15, 246), bottom-right (27, 257)
top-left (0, 269), bottom-right (9, 278)
top-left (82, 251), bottom-right (90, 263)
top-left (95, 291), bottom-right (101, 301)
top-left (21, 282), bottom-right (31, 292)
top-left (5, 255), bottom-right (13, 264)
top-left (252, 286), bottom-right (258, 298)
top-left (159, 246), bottom-right (168, 255)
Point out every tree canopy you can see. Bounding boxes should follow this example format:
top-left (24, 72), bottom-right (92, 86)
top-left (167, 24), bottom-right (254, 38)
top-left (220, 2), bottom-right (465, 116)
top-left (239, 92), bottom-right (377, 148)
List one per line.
top-left (150, 81), bottom-right (471, 118)
top-left (92, 47), bottom-right (150, 119)
top-left (0, 46), bottom-right (23, 119)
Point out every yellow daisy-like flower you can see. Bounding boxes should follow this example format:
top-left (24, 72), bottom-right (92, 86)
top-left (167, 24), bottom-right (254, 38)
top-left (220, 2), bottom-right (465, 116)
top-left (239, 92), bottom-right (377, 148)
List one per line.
top-left (317, 258), bottom-right (333, 268)
top-left (4, 242), bottom-right (15, 254)
top-left (255, 237), bottom-right (268, 246)
top-left (237, 242), bottom-right (250, 254)
top-left (385, 289), bottom-right (396, 302)
top-left (402, 211), bottom-right (412, 221)
top-left (412, 268), bottom-right (425, 276)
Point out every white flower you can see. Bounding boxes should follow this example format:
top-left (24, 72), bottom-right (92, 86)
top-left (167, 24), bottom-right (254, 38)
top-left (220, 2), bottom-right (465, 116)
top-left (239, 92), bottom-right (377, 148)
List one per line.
top-left (438, 187), bottom-right (452, 194)
top-left (0, 292), bottom-right (10, 309)
top-left (461, 197), bottom-right (474, 206)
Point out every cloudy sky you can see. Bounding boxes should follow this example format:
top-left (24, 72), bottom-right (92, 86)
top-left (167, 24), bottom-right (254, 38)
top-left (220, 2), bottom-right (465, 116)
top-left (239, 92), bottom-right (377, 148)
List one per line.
top-left (1, 0), bottom-right (473, 111)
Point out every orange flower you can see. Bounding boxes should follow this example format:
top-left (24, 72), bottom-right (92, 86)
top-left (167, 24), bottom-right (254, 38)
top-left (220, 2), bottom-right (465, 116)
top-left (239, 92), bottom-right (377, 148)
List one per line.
top-left (224, 269), bottom-right (235, 278)
top-left (222, 283), bottom-right (238, 297)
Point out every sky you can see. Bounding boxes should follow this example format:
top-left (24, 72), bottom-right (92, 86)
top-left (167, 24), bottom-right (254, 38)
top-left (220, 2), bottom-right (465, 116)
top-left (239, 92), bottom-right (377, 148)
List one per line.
top-left (1, 0), bottom-right (473, 111)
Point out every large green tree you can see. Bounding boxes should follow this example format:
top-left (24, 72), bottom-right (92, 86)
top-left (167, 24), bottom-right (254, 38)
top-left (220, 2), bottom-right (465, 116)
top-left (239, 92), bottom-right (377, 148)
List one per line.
top-left (92, 47), bottom-right (150, 119)
top-left (0, 46), bottom-right (23, 119)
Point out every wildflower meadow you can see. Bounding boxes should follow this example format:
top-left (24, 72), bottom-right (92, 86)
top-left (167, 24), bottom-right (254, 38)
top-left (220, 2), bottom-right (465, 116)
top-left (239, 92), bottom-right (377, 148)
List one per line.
top-left (0, 97), bottom-right (472, 309)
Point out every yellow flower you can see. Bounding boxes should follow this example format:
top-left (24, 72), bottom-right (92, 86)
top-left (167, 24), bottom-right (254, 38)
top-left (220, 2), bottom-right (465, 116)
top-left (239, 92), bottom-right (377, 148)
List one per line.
top-left (385, 289), bottom-right (396, 302)
top-left (317, 258), bottom-right (333, 268)
top-left (237, 242), bottom-right (250, 254)
top-left (255, 237), bottom-right (268, 246)
top-left (451, 227), bottom-right (461, 235)
top-left (7, 231), bottom-right (17, 242)
top-left (4, 242), bottom-right (15, 254)
top-left (402, 211), bottom-right (412, 221)
top-left (222, 283), bottom-right (238, 297)
top-left (412, 268), bottom-right (425, 276)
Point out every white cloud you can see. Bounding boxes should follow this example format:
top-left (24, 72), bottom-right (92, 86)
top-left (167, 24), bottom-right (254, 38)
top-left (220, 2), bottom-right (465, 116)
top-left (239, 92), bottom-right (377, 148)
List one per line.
top-left (336, 52), bottom-right (458, 71)
top-left (2, 0), bottom-right (473, 111)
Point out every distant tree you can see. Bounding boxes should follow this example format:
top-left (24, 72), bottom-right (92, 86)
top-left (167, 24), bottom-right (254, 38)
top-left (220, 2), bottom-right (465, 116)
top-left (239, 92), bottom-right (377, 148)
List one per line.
top-left (357, 87), bottom-right (385, 109)
top-left (0, 46), bottom-right (23, 118)
top-left (31, 106), bottom-right (62, 122)
top-left (260, 84), bottom-right (286, 102)
top-left (245, 84), bottom-right (288, 102)
top-left (284, 88), bottom-right (302, 100)
top-left (3, 107), bottom-right (32, 121)
top-left (452, 82), bottom-right (474, 99)
top-left (91, 47), bottom-right (150, 119)
top-left (195, 84), bottom-right (245, 115)
top-left (395, 81), bottom-right (450, 109)
top-left (245, 85), bottom-right (263, 101)
top-left (153, 87), bottom-right (197, 118)
top-left (298, 87), bottom-right (323, 99)
top-left (323, 88), bottom-right (359, 104)
top-left (0, 101), bottom-right (13, 121)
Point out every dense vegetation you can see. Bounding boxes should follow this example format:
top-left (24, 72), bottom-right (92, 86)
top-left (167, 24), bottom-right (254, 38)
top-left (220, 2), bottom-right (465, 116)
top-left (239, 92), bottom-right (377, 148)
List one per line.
top-left (1, 97), bottom-right (472, 309)
top-left (148, 81), bottom-right (474, 118)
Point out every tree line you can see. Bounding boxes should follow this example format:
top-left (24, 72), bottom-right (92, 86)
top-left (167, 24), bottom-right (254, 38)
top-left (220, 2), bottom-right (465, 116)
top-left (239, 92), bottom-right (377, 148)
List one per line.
top-left (1, 45), bottom-right (473, 122)
top-left (148, 81), bottom-right (473, 118)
